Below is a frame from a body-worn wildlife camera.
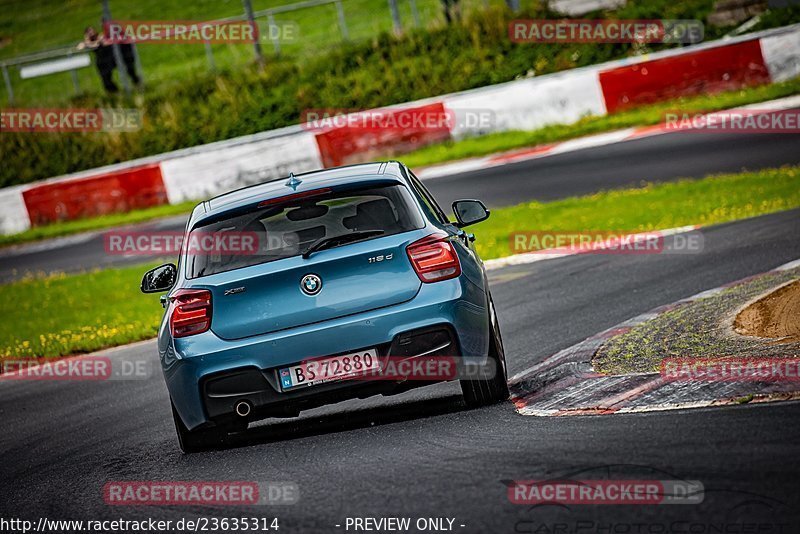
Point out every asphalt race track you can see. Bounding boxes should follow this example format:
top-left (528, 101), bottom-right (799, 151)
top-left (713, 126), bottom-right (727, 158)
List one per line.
top-left (426, 128), bottom-right (800, 207)
top-left (2, 209), bottom-right (799, 531)
top-left (2, 125), bottom-right (800, 282)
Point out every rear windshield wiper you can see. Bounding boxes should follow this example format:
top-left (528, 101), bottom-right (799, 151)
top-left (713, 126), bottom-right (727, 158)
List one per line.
top-left (301, 230), bottom-right (385, 259)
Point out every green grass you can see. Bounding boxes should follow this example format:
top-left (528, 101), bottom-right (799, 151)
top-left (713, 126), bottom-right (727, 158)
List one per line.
top-left (736, 394), bottom-right (755, 404)
top-left (399, 78), bottom-right (800, 168)
top-left (0, 200), bottom-right (197, 248)
top-left (592, 265), bottom-right (800, 374)
top-left (5, 2), bottom-right (799, 185)
top-left (469, 166), bottom-right (800, 260)
top-left (0, 0), bottom-right (507, 105)
top-left (2, 78), bottom-right (797, 249)
top-left (2, 165), bottom-right (799, 360)
top-left (0, 262), bottom-right (163, 360)
top-left (4, 0), bottom-right (793, 108)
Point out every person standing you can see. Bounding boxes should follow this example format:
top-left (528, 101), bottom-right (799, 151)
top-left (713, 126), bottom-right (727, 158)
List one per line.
top-left (78, 26), bottom-right (142, 93)
top-left (442, 0), bottom-right (460, 24)
top-left (78, 26), bottom-right (118, 93)
top-left (119, 42), bottom-right (141, 87)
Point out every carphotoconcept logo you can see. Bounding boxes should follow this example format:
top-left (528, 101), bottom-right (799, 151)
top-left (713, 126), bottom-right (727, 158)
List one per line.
top-left (509, 465), bottom-right (786, 533)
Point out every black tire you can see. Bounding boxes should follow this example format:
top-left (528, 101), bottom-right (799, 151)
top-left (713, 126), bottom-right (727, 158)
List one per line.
top-left (460, 295), bottom-right (510, 408)
top-left (171, 401), bottom-right (228, 454)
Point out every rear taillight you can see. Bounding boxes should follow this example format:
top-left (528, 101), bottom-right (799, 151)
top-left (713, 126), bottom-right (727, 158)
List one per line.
top-left (406, 233), bottom-right (462, 283)
top-left (169, 289), bottom-right (212, 338)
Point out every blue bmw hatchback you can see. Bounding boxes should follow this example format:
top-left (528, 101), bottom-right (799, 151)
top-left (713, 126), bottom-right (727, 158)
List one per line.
top-left (141, 161), bottom-right (509, 452)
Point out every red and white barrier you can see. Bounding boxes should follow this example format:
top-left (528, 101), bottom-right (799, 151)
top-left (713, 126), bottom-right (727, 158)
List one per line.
top-left (761, 30), bottom-right (800, 82)
top-left (160, 130), bottom-right (322, 204)
top-left (599, 40), bottom-right (770, 113)
top-left (311, 102), bottom-right (453, 168)
top-left (0, 186), bottom-right (31, 235)
top-left (22, 163), bottom-right (167, 226)
top-left (2, 24), bottom-right (798, 236)
top-left (443, 67), bottom-right (607, 138)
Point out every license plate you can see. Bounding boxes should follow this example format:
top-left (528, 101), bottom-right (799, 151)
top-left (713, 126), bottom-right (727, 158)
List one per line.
top-left (279, 349), bottom-right (379, 390)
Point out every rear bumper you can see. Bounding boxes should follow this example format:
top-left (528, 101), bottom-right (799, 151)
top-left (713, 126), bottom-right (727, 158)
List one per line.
top-left (202, 325), bottom-right (458, 425)
top-left (163, 276), bottom-right (488, 430)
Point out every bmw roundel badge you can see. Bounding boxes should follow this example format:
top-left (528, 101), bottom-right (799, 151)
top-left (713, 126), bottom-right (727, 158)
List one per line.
top-left (300, 273), bottom-right (322, 296)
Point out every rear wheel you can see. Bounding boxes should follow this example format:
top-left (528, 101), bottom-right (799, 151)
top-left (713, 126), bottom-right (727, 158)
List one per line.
top-left (460, 295), bottom-right (510, 408)
top-left (171, 401), bottom-right (228, 454)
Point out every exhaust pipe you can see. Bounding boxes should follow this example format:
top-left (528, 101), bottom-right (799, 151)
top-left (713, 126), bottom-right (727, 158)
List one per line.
top-left (235, 400), bottom-right (252, 417)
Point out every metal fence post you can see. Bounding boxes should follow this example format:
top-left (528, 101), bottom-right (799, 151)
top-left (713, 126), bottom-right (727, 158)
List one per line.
top-left (110, 44), bottom-right (131, 94)
top-left (2, 65), bottom-right (13, 105)
top-left (267, 13), bottom-right (282, 55)
top-left (242, 0), bottom-right (265, 65)
top-left (335, 0), bottom-right (350, 40)
top-left (204, 41), bottom-right (216, 72)
top-left (388, 0), bottom-right (402, 33)
top-left (67, 50), bottom-right (80, 95)
top-left (131, 43), bottom-right (144, 85)
top-left (69, 69), bottom-right (80, 95)
top-left (409, 0), bottom-right (421, 28)
top-left (101, 0), bottom-right (131, 96)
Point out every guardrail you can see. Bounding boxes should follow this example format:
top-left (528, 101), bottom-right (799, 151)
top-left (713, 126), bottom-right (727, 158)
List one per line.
top-left (0, 47), bottom-right (91, 104)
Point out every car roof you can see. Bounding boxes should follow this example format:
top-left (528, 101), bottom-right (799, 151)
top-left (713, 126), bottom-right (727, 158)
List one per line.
top-left (190, 161), bottom-right (409, 224)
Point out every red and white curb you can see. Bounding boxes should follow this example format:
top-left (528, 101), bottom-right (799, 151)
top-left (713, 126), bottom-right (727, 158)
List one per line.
top-left (416, 94), bottom-right (800, 180)
top-left (507, 258), bottom-right (800, 416)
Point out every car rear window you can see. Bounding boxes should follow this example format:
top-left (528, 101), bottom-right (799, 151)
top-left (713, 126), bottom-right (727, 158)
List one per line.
top-left (186, 184), bottom-right (424, 278)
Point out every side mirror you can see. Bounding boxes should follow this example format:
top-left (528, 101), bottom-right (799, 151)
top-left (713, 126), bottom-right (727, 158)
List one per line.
top-left (452, 199), bottom-right (490, 228)
top-left (141, 263), bottom-right (177, 293)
